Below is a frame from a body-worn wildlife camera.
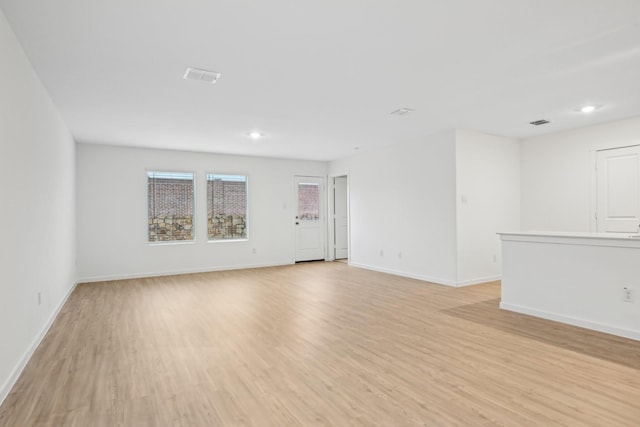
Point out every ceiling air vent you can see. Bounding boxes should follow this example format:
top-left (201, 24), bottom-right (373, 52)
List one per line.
top-left (183, 67), bottom-right (221, 84)
top-left (390, 108), bottom-right (415, 116)
top-left (529, 119), bottom-right (550, 126)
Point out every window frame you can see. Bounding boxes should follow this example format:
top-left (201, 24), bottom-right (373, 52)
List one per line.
top-left (146, 170), bottom-right (197, 245)
top-left (206, 172), bottom-right (249, 243)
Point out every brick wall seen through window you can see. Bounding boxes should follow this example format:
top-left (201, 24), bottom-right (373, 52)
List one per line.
top-left (148, 171), bottom-right (194, 242)
top-left (207, 174), bottom-right (247, 240)
top-left (298, 183), bottom-right (320, 220)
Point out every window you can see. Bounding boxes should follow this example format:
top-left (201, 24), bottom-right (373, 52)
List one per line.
top-left (147, 171), bottom-right (195, 242)
top-left (207, 174), bottom-right (248, 240)
top-left (298, 182), bottom-right (320, 220)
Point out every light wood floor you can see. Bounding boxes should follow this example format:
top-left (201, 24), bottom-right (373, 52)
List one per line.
top-left (2, 262), bottom-right (640, 426)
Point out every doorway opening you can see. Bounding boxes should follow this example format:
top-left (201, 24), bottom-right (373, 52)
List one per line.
top-left (332, 175), bottom-right (349, 261)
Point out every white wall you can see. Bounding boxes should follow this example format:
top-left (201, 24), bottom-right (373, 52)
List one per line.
top-left (455, 130), bottom-right (520, 285)
top-left (76, 144), bottom-right (327, 281)
top-left (521, 116), bottom-right (640, 231)
top-left (0, 11), bottom-right (76, 404)
top-left (501, 233), bottom-right (640, 341)
top-left (330, 131), bottom-right (459, 285)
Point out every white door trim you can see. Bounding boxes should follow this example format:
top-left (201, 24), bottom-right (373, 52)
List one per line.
top-left (327, 172), bottom-right (350, 262)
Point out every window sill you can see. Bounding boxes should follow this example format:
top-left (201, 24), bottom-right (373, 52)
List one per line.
top-left (148, 240), bottom-right (196, 246)
top-left (207, 238), bottom-right (248, 244)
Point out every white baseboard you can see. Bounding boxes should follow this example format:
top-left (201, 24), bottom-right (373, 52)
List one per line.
top-left (78, 261), bottom-right (294, 283)
top-left (455, 274), bottom-right (502, 287)
top-left (349, 262), bottom-right (500, 288)
top-left (349, 262), bottom-right (456, 286)
top-left (0, 280), bottom-right (79, 407)
top-left (500, 302), bottom-right (640, 341)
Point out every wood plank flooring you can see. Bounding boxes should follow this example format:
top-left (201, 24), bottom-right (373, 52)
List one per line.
top-left (1, 262), bottom-right (640, 426)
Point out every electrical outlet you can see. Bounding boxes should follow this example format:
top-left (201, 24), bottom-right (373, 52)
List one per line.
top-left (37, 292), bottom-right (42, 306)
top-left (380, 249), bottom-right (384, 257)
top-left (492, 254), bottom-right (497, 263)
top-left (623, 287), bottom-right (634, 303)
top-left (398, 251), bottom-right (402, 259)
top-left (252, 248), bottom-right (257, 254)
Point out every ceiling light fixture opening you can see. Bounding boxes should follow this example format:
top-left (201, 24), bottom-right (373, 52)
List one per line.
top-left (579, 104), bottom-right (602, 114)
top-left (248, 131), bottom-right (263, 140)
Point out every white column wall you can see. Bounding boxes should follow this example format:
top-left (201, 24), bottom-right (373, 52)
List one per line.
top-left (455, 130), bottom-right (520, 285)
top-left (330, 131), bottom-right (459, 285)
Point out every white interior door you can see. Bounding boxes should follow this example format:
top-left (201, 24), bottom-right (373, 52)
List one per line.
top-left (596, 145), bottom-right (640, 233)
top-left (294, 176), bottom-right (325, 261)
top-left (333, 176), bottom-right (348, 259)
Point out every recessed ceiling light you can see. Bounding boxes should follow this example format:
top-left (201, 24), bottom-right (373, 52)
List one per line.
top-left (183, 67), bottom-right (221, 84)
top-left (579, 105), bottom-right (601, 113)
top-left (248, 131), bottom-right (263, 140)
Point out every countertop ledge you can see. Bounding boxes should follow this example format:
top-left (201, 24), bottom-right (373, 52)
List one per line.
top-left (498, 231), bottom-right (640, 241)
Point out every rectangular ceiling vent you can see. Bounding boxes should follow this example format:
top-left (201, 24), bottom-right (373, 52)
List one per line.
top-left (183, 67), bottom-right (221, 84)
top-left (529, 119), bottom-right (550, 126)
top-left (390, 107), bottom-right (415, 116)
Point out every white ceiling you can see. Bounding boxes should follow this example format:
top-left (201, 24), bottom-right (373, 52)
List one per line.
top-left (2, 0), bottom-right (640, 161)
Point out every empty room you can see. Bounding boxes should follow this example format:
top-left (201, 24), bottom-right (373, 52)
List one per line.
top-left (1, 0), bottom-right (640, 425)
